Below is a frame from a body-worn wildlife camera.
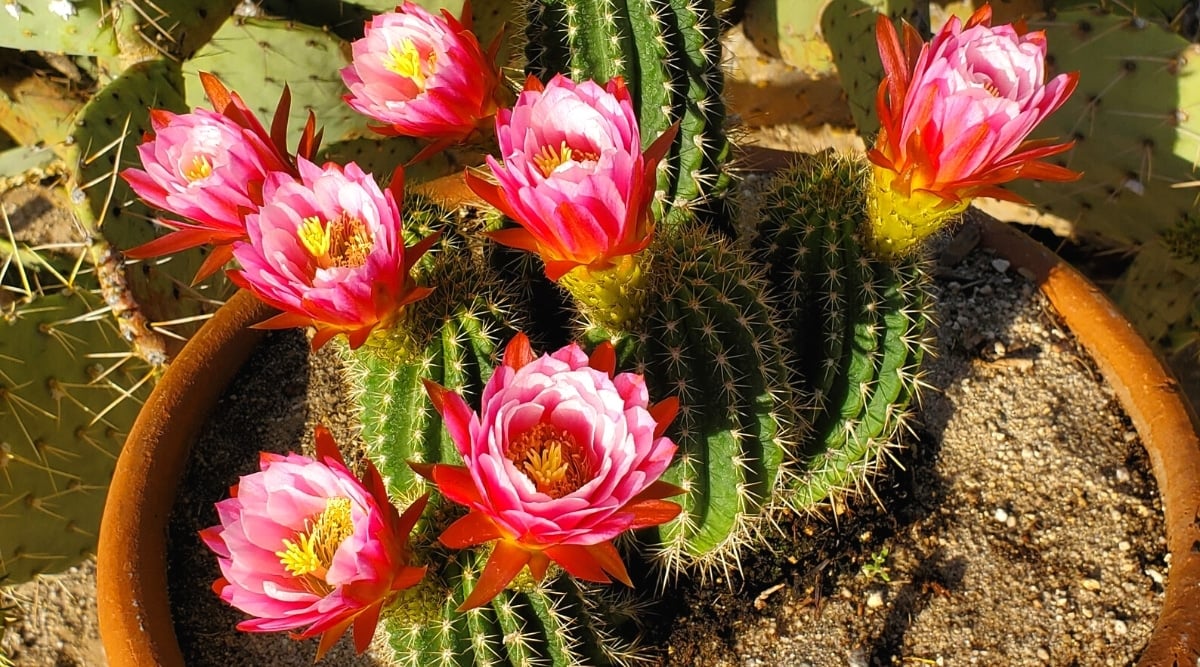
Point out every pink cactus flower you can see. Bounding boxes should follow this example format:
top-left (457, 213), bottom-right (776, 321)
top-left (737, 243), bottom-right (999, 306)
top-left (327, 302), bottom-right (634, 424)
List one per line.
top-left (122, 73), bottom-right (316, 283)
top-left (466, 74), bottom-right (677, 281)
top-left (341, 1), bottom-right (502, 160)
top-left (200, 426), bottom-right (428, 661)
top-left (228, 158), bottom-right (438, 350)
top-left (870, 4), bottom-right (1080, 204)
top-left (121, 106), bottom-right (286, 279)
top-left (414, 333), bottom-right (682, 610)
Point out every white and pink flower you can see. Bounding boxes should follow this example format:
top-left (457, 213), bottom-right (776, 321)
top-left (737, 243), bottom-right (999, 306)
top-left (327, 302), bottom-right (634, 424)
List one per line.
top-left (200, 426), bottom-right (428, 661)
top-left (415, 333), bottom-right (682, 610)
top-left (466, 74), bottom-right (676, 281)
top-left (870, 4), bottom-right (1079, 203)
top-left (228, 158), bottom-right (437, 350)
top-left (121, 106), bottom-right (287, 280)
top-left (341, 1), bottom-right (501, 157)
top-left (121, 73), bottom-right (312, 282)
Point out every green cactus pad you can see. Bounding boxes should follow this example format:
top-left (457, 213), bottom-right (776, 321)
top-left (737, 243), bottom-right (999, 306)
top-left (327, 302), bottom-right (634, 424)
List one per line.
top-left (752, 152), bottom-right (931, 513)
top-left (0, 0), bottom-right (237, 64)
top-left (0, 287), bottom-right (152, 583)
top-left (1003, 8), bottom-right (1200, 245)
top-left (0, 0), bottom-right (119, 57)
top-left (741, 0), bottom-right (837, 76)
top-left (1111, 236), bottom-right (1200, 351)
top-left (109, 0), bottom-right (240, 63)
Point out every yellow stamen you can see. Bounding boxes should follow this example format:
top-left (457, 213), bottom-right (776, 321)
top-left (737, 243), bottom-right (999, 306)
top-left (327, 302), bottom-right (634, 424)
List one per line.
top-left (183, 155), bottom-right (212, 182)
top-left (385, 39), bottom-right (435, 88)
top-left (532, 142), bottom-right (599, 178)
top-left (507, 423), bottom-right (590, 498)
top-left (275, 497), bottom-right (354, 595)
top-left (297, 213), bottom-right (375, 269)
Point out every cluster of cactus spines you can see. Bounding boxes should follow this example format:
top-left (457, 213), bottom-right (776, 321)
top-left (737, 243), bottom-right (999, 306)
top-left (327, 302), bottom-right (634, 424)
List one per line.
top-left (524, 0), bottom-right (733, 225)
top-left (0, 284), bottom-right (153, 583)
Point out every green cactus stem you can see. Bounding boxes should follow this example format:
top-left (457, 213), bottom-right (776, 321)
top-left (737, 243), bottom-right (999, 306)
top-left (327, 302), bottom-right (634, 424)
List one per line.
top-left (750, 151), bottom-right (931, 514)
top-left (344, 197), bottom-right (647, 664)
top-left (577, 228), bottom-right (799, 580)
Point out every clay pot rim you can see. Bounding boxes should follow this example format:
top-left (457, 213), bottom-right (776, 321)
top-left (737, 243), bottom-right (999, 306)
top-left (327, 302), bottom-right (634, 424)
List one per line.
top-left (96, 217), bottom-right (1200, 667)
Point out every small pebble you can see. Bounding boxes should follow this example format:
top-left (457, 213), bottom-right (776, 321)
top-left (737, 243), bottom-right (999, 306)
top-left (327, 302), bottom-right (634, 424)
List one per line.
top-left (1118, 540), bottom-right (1131, 551)
top-left (991, 258), bottom-right (1011, 273)
top-left (1145, 568), bottom-right (1165, 586)
top-left (1114, 620), bottom-right (1129, 635)
top-left (1114, 467), bottom-right (1131, 483)
top-left (993, 508), bottom-right (1009, 523)
top-left (1081, 578), bottom-right (1101, 591)
top-left (866, 591), bottom-right (884, 609)
top-left (1037, 648), bottom-right (1051, 662)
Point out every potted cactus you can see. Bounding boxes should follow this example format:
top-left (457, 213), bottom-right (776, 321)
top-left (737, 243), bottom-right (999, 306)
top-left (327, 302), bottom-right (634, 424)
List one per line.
top-left (39, 0), bottom-right (1193, 665)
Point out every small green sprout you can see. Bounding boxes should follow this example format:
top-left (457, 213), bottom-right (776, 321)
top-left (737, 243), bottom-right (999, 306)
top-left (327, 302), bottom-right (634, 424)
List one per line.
top-left (861, 547), bottom-right (892, 583)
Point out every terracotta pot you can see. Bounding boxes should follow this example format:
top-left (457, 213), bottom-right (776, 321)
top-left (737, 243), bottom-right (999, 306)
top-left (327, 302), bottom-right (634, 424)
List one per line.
top-left (95, 221), bottom-right (1200, 666)
top-left (97, 290), bottom-right (273, 667)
